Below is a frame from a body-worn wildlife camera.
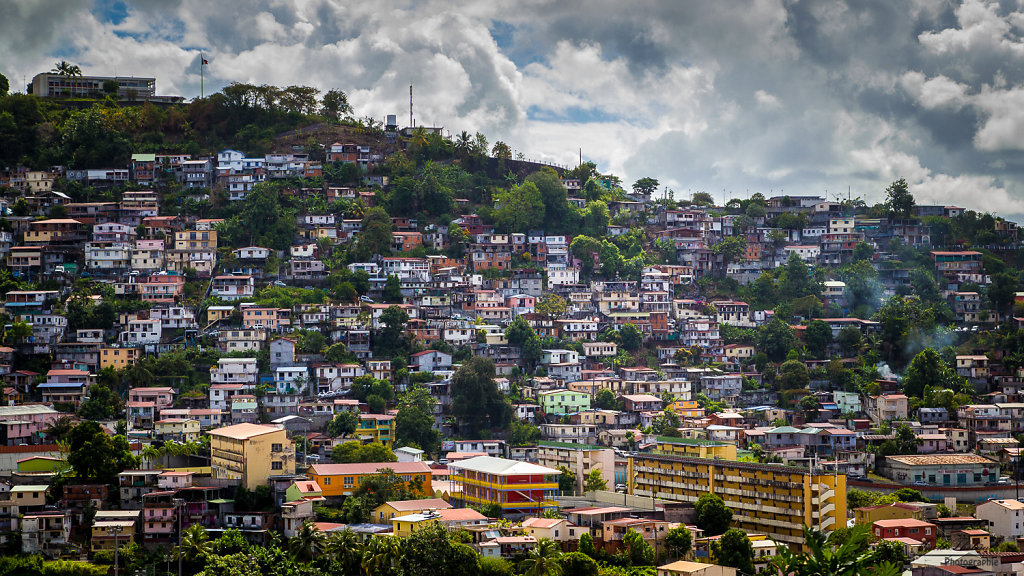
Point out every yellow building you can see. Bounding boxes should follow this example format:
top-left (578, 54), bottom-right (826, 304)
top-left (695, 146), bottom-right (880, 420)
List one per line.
top-left (307, 462), bottom-right (433, 498)
top-left (670, 400), bottom-right (705, 419)
top-left (91, 519), bottom-right (135, 551)
top-left (155, 418), bottom-right (201, 442)
top-left (358, 414), bottom-right (396, 447)
top-left (853, 502), bottom-right (923, 526)
top-left (173, 229), bottom-right (217, 251)
top-left (655, 438), bottom-right (737, 461)
top-left (209, 423), bottom-right (295, 490)
top-left (628, 454), bottom-right (846, 546)
top-left (100, 347), bottom-right (139, 370)
top-left (373, 498), bottom-right (452, 524)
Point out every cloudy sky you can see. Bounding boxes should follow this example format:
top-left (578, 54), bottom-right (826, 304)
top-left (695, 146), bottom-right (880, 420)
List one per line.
top-left (4, 0), bottom-right (1024, 221)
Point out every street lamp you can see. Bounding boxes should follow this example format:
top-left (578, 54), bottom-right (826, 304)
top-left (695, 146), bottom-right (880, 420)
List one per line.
top-left (172, 498), bottom-right (184, 576)
top-left (105, 525), bottom-right (120, 576)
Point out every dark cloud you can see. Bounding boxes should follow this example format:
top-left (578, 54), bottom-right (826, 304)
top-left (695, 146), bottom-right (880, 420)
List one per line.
top-left (4, 0), bottom-right (1024, 219)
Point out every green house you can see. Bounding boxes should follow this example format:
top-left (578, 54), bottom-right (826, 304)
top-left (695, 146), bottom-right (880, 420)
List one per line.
top-left (537, 389), bottom-right (591, 416)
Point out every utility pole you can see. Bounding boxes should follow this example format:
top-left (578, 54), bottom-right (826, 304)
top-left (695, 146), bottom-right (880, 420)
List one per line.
top-left (409, 85), bottom-right (414, 128)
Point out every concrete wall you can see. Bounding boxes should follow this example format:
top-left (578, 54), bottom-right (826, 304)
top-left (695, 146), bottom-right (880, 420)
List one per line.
top-left (850, 479), bottom-right (1024, 504)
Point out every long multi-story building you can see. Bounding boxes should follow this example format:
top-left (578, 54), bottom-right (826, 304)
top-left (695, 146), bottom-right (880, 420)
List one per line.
top-left (627, 454), bottom-right (846, 545)
top-left (449, 455), bottom-right (561, 517)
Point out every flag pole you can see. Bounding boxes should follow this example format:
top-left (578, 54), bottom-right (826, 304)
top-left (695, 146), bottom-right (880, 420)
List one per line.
top-left (201, 53), bottom-right (204, 99)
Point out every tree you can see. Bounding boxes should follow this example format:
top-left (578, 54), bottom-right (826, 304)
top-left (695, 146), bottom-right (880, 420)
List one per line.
top-left (536, 294), bottom-right (567, 321)
top-left (479, 556), bottom-right (515, 576)
top-left (383, 274), bottom-right (402, 303)
top-left (321, 89), bottom-right (352, 120)
top-left (619, 323), bottom-right (643, 352)
top-left (692, 192), bottom-right (715, 206)
top-left (400, 524), bottom-right (480, 576)
top-left (579, 533), bottom-right (597, 558)
top-left (355, 207), bottom-right (394, 259)
top-left (331, 441), bottom-right (396, 463)
top-left (556, 465), bottom-right (578, 492)
top-left (52, 60), bottom-right (82, 76)
top-left (376, 306), bottom-right (409, 358)
top-left (0, 72), bottom-right (8, 96)
top-left (505, 315), bottom-right (535, 348)
top-left (989, 272), bottom-right (1018, 319)
top-left (582, 469), bottom-right (607, 492)
top-left (757, 317), bottom-right (796, 362)
top-left (78, 383), bottom-right (120, 420)
top-left (713, 236), bottom-right (747, 269)
top-left (527, 168), bottom-right (573, 233)
top-left (694, 493), bottom-right (733, 536)
top-left (837, 325), bottom-right (862, 356)
top-left (885, 177), bottom-right (915, 220)
top-left (879, 423), bottom-right (923, 456)
top-left (632, 177), bottom-right (660, 197)
top-left (491, 141), bottom-right (512, 159)
top-left (712, 529), bottom-right (754, 574)
top-left (780, 253), bottom-right (818, 300)
top-left (903, 348), bottom-right (962, 399)
top-left (805, 320), bottom-right (833, 359)
top-left (326, 411), bottom-right (358, 437)
top-left (66, 421), bottom-right (139, 484)
top-left (494, 182), bottom-right (544, 233)
top-left (510, 419), bottom-right (542, 446)
top-left (853, 242), bottom-right (874, 262)
top-left (394, 385), bottom-right (440, 456)
top-left (593, 389), bottom-right (617, 410)
top-left (770, 524), bottom-right (901, 576)
top-left (450, 357), bottom-right (512, 435)
top-left (665, 525), bottom-right (693, 560)
top-left (177, 524), bottom-right (212, 572)
top-left (288, 521), bottom-right (324, 562)
top-left (518, 538), bottom-right (563, 576)
top-left (623, 528), bottom-right (655, 566)
top-left (558, 551), bottom-right (598, 576)
top-left (777, 360), bottom-right (810, 394)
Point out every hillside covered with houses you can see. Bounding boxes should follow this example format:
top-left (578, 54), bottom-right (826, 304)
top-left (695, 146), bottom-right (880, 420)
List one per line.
top-left (2, 73), bottom-right (1024, 576)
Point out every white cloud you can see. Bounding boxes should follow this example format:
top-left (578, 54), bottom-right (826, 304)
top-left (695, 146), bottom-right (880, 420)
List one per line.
top-left (4, 1), bottom-right (1024, 222)
top-left (900, 71), bottom-right (969, 110)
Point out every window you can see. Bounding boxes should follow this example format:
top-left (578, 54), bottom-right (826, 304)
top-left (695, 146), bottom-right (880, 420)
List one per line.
top-left (344, 476), bottom-right (354, 487)
top-left (272, 443), bottom-right (282, 452)
top-left (272, 461), bottom-right (283, 471)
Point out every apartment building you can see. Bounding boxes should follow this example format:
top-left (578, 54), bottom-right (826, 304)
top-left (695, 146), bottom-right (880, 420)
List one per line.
top-left (627, 454), bottom-right (846, 545)
top-left (209, 423), bottom-right (295, 490)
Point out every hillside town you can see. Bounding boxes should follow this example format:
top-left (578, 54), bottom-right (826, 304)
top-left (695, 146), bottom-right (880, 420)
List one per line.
top-left (2, 70), bottom-right (1024, 576)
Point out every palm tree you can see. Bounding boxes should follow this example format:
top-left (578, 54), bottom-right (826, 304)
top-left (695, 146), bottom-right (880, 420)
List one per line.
top-left (288, 520), bottom-right (324, 562)
top-left (361, 535), bottom-right (401, 576)
top-left (1, 321), bottom-right (33, 345)
top-left (323, 529), bottom-right (363, 574)
top-left (45, 415), bottom-right (75, 442)
top-left (51, 61), bottom-right (82, 77)
top-left (454, 131), bottom-right (473, 162)
top-left (140, 445), bottom-right (163, 468)
top-left (518, 538), bottom-right (563, 576)
top-left (176, 524), bottom-right (212, 566)
top-left (129, 361), bottom-right (155, 387)
top-left (769, 524), bottom-right (903, 576)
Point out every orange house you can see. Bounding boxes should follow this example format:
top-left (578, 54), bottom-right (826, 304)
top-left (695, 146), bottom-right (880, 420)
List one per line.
top-left (307, 462), bottom-right (433, 498)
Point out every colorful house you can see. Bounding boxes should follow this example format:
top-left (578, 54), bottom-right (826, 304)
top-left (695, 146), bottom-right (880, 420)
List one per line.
top-left (449, 456), bottom-right (561, 517)
top-left (307, 462), bottom-right (433, 498)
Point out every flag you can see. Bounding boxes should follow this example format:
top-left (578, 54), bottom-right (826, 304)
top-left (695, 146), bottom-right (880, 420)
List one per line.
top-left (202, 57), bottom-right (208, 65)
